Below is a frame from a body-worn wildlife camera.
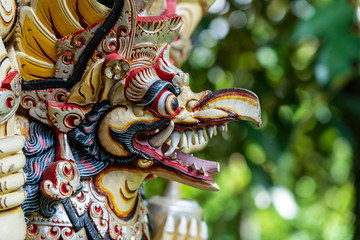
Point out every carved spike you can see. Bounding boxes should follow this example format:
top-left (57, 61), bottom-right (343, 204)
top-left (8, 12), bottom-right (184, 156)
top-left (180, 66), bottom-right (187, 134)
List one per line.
top-left (185, 130), bottom-right (192, 148)
top-left (218, 125), bottom-right (225, 133)
top-left (178, 132), bottom-right (184, 147)
top-left (213, 125), bottom-right (217, 136)
top-left (169, 151), bottom-right (177, 160)
top-left (190, 163), bottom-right (197, 170)
top-left (191, 130), bottom-right (196, 145)
top-left (203, 128), bottom-right (209, 141)
top-left (199, 167), bottom-right (206, 175)
top-left (197, 129), bottom-right (203, 144)
top-left (207, 126), bottom-right (214, 139)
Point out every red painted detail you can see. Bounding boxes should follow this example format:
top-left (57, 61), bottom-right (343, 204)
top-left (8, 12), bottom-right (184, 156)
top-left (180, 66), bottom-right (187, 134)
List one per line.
top-left (76, 191), bottom-right (85, 201)
top-left (49, 227), bottom-right (59, 237)
top-left (83, 126), bottom-right (93, 133)
top-left (154, 46), bottom-right (175, 82)
top-left (94, 205), bottom-right (101, 213)
top-left (1, 71), bottom-right (18, 90)
top-left (27, 224), bottom-right (38, 234)
top-left (137, 14), bottom-right (179, 23)
top-left (124, 67), bottom-right (150, 87)
top-left (60, 183), bottom-right (70, 195)
top-left (40, 160), bottom-right (78, 200)
top-left (63, 227), bottom-right (73, 237)
top-left (132, 138), bottom-right (213, 181)
top-left (5, 97), bottom-right (14, 108)
top-left (148, 89), bottom-right (180, 118)
top-left (115, 225), bottom-right (122, 235)
top-left (28, 145), bottom-right (36, 154)
top-left (36, 134), bottom-right (47, 148)
top-left (79, 159), bottom-right (97, 172)
top-left (44, 158), bottom-right (51, 163)
top-left (34, 162), bottom-right (41, 177)
top-left (59, 52), bottom-right (73, 64)
top-left (162, 0), bottom-right (176, 15)
top-left (105, 52), bottom-right (121, 62)
top-left (64, 164), bottom-right (73, 176)
top-left (144, 174), bottom-right (157, 180)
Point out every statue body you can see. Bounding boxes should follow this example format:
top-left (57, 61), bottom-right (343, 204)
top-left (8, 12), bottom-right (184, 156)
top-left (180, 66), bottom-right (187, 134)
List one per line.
top-left (0, 0), bottom-right (261, 239)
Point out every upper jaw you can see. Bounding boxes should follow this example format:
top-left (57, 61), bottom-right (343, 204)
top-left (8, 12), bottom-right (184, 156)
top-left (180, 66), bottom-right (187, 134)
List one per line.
top-left (132, 120), bottom-right (223, 191)
top-left (131, 87), bottom-right (261, 191)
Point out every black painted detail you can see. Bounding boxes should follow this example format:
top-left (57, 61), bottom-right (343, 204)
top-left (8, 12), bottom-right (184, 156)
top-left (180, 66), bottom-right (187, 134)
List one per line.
top-left (171, 97), bottom-right (179, 112)
top-left (109, 119), bottom-right (169, 159)
top-left (40, 195), bottom-right (61, 218)
top-left (22, 116), bottom-right (110, 220)
top-left (68, 101), bottom-right (137, 164)
top-left (21, 0), bottom-right (124, 91)
top-left (72, 148), bottom-right (108, 178)
top-left (63, 199), bottom-right (111, 240)
top-left (96, 0), bottom-right (115, 8)
top-left (22, 120), bottom-right (56, 222)
top-left (137, 80), bottom-right (181, 106)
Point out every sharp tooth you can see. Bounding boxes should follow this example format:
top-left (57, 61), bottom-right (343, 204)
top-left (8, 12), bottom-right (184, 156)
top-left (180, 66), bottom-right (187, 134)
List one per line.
top-left (218, 125), bottom-right (225, 132)
top-left (207, 126), bottom-right (214, 139)
top-left (164, 131), bottom-right (181, 157)
top-left (190, 163), bottom-right (197, 170)
top-left (169, 151), bottom-right (177, 160)
top-left (199, 166), bottom-right (206, 174)
top-left (185, 130), bottom-right (192, 148)
top-left (178, 132), bottom-right (184, 147)
top-left (224, 124), bottom-right (228, 132)
top-left (191, 130), bottom-right (196, 145)
top-left (213, 125), bottom-right (217, 136)
top-left (203, 128), bottom-right (209, 141)
top-left (196, 129), bottom-right (203, 144)
top-left (148, 121), bottom-right (174, 148)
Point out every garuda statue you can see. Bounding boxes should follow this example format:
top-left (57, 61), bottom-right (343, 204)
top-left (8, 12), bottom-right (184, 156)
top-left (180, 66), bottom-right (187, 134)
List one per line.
top-left (0, 0), bottom-right (261, 239)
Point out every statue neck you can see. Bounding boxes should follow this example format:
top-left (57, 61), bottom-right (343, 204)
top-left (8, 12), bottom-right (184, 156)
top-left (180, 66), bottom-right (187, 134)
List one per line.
top-left (93, 165), bottom-right (148, 218)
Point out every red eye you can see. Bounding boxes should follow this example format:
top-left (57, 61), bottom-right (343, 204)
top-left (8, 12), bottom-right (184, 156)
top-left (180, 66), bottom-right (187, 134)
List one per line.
top-left (149, 90), bottom-right (179, 117)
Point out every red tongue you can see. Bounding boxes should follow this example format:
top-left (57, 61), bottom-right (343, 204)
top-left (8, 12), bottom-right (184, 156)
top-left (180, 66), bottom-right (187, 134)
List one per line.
top-left (133, 139), bottom-right (220, 175)
top-left (175, 150), bottom-right (220, 174)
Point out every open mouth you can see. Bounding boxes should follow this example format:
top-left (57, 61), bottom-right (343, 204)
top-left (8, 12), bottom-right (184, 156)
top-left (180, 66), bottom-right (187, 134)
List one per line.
top-left (132, 120), bottom-right (231, 191)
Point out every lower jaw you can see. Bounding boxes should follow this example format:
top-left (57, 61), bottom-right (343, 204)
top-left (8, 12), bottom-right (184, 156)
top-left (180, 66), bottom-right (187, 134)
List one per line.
top-left (133, 139), bottom-right (220, 191)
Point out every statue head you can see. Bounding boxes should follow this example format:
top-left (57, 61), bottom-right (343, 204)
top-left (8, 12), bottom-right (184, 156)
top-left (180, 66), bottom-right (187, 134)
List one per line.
top-left (18, 0), bottom-right (261, 193)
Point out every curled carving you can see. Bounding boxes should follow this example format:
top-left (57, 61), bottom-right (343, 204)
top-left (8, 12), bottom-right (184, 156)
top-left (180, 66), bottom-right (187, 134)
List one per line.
top-left (40, 160), bottom-right (80, 200)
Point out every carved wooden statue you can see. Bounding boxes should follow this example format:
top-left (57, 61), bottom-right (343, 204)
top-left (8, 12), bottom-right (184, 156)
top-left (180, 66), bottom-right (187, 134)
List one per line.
top-left (0, 0), bottom-right (261, 239)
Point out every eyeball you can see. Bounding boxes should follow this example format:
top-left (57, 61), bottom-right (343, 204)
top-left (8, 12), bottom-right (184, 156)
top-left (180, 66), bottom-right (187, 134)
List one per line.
top-left (149, 90), bottom-right (179, 117)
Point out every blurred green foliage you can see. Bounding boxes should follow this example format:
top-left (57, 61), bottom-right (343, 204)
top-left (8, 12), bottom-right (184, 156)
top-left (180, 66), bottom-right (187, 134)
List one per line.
top-left (144, 0), bottom-right (360, 239)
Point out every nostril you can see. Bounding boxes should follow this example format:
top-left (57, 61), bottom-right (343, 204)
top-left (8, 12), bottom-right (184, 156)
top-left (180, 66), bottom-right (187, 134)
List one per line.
top-left (186, 100), bottom-right (199, 112)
